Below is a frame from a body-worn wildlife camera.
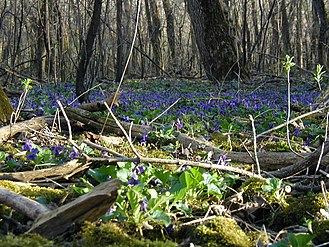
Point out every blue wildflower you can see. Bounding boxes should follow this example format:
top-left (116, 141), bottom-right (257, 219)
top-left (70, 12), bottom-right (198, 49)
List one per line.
top-left (22, 140), bottom-right (33, 151)
top-left (135, 165), bottom-right (146, 174)
top-left (50, 145), bottom-right (65, 156)
top-left (27, 148), bottom-right (38, 160)
top-left (139, 199), bottom-right (149, 211)
top-left (140, 132), bottom-right (148, 144)
top-left (218, 154), bottom-right (227, 166)
top-left (292, 127), bottom-right (300, 136)
top-left (69, 147), bottom-right (79, 159)
top-left (175, 118), bottom-right (183, 130)
top-left (128, 172), bottom-right (140, 186)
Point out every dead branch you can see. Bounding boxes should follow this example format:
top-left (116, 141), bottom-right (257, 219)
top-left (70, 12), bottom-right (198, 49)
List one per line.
top-left (269, 141), bottom-right (329, 178)
top-left (0, 159), bottom-right (89, 182)
top-left (78, 92), bottom-right (121, 112)
top-left (0, 179), bottom-right (122, 238)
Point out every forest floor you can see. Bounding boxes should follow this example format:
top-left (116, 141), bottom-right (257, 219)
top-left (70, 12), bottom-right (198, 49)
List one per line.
top-left (0, 76), bottom-right (329, 246)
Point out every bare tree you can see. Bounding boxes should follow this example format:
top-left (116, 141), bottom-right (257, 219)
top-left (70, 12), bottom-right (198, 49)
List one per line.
top-left (186, 0), bottom-right (244, 81)
top-left (75, 0), bottom-right (102, 103)
top-left (312, 0), bottom-right (329, 70)
top-left (115, 0), bottom-right (124, 82)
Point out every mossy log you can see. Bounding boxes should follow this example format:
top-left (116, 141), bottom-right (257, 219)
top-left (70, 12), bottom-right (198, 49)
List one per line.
top-left (0, 179), bottom-right (122, 238)
top-left (1, 105), bottom-right (329, 177)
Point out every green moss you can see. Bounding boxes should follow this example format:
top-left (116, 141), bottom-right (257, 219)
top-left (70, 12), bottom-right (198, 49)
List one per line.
top-left (0, 180), bottom-right (68, 202)
top-left (193, 216), bottom-right (251, 247)
top-left (271, 193), bottom-right (329, 230)
top-left (210, 132), bottom-right (241, 151)
top-left (79, 221), bottom-right (177, 247)
top-left (313, 220), bottom-right (329, 244)
top-left (0, 233), bottom-right (53, 247)
top-left (239, 178), bottom-right (286, 205)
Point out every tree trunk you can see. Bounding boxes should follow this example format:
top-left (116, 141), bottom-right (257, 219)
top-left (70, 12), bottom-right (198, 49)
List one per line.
top-left (281, 0), bottom-right (291, 55)
top-left (313, 0), bottom-right (329, 70)
top-left (75, 0), bottom-right (102, 103)
top-left (162, 0), bottom-right (176, 63)
top-left (115, 0), bottom-right (124, 82)
top-left (0, 87), bottom-right (14, 124)
top-left (144, 0), bottom-right (162, 75)
top-left (185, 0), bottom-right (244, 81)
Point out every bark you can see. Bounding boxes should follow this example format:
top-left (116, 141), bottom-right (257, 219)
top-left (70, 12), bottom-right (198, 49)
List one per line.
top-left (0, 86), bottom-right (14, 124)
top-left (115, 0), bottom-right (124, 82)
top-left (75, 0), bottom-right (102, 103)
top-left (0, 179), bottom-right (121, 238)
top-left (312, 0), bottom-right (329, 70)
top-left (144, 0), bottom-right (162, 75)
top-left (281, 0), bottom-right (291, 55)
top-left (185, 0), bottom-right (244, 81)
top-left (162, 0), bottom-right (176, 61)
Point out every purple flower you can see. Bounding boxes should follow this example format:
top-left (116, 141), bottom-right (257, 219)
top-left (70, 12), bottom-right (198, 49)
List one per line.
top-left (135, 165), bottom-right (145, 174)
top-left (69, 147), bottom-right (79, 159)
top-left (50, 145), bottom-right (65, 157)
top-left (139, 199), bottom-right (148, 211)
top-left (175, 118), bottom-right (183, 130)
top-left (292, 127), bottom-right (300, 136)
top-left (128, 172), bottom-right (140, 186)
top-left (22, 140), bottom-right (33, 151)
top-left (27, 148), bottom-right (38, 160)
top-left (218, 154), bottom-right (227, 166)
top-left (140, 132), bottom-right (148, 144)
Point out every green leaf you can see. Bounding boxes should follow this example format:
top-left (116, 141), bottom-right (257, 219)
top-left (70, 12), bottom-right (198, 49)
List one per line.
top-left (117, 168), bottom-right (131, 182)
top-left (287, 233), bottom-right (313, 247)
top-left (0, 151), bottom-right (6, 162)
top-left (154, 169), bottom-right (170, 184)
top-left (175, 202), bottom-right (192, 215)
top-left (88, 166), bottom-right (116, 183)
top-left (6, 159), bottom-right (22, 169)
top-left (150, 210), bottom-right (171, 226)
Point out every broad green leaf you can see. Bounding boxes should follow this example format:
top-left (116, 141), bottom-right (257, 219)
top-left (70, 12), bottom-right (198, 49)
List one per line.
top-left (0, 151), bottom-right (6, 162)
top-left (151, 210), bottom-right (171, 226)
top-left (117, 168), bottom-right (131, 182)
top-left (287, 233), bottom-right (313, 247)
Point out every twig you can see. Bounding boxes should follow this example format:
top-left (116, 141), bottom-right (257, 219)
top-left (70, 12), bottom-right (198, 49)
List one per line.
top-left (249, 115), bottom-right (261, 176)
top-left (315, 111), bottom-right (329, 174)
top-left (85, 155), bottom-right (264, 179)
top-left (110, 0), bottom-right (141, 109)
top-left (82, 139), bottom-right (126, 158)
top-left (104, 102), bottom-right (141, 159)
top-left (57, 100), bottom-right (72, 141)
top-left (180, 215), bottom-right (217, 226)
top-left (148, 98), bottom-right (181, 125)
top-left (257, 105), bottom-right (329, 138)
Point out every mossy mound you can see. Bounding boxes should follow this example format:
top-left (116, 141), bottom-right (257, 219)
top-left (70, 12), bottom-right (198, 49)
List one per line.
top-left (192, 216), bottom-right (251, 247)
top-left (78, 221), bottom-right (177, 247)
top-left (239, 177), bottom-right (287, 205)
top-left (0, 233), bottom-right (53, 247)
top-left (0, 180), bottom-right (68, 202)
top-left (271, 193), bottom-right (329, 230)
top-left (313, 219), bottom-right (329, 244)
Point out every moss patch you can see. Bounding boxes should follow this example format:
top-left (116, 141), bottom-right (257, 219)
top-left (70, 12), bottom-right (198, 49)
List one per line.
top-left (0, 233), bottom-right (53, 247)
top-left (78, 221), bottom-right (177, 247)
top-left (192, 216), bottom-right (251, 247)
top-left (0, 180), bottom-right (68, 202)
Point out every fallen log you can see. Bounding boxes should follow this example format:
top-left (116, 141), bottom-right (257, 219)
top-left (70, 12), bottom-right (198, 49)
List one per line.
top-left (0, 159), bottom-right (89, 182)
top-left (0, 179), bottom-right (122, 238)
top-left (1, 106), bottom-right (328, 172)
